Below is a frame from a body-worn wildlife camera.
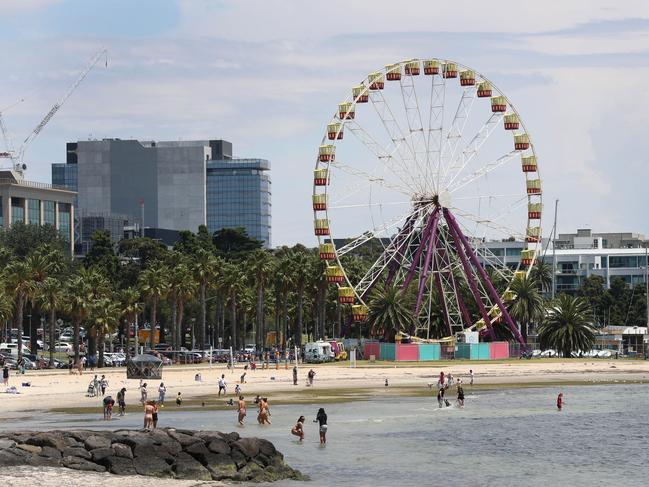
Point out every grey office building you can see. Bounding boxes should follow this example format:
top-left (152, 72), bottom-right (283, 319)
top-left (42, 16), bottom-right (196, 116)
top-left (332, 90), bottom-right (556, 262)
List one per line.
top-left (53, 138), bottom-right (271, 248)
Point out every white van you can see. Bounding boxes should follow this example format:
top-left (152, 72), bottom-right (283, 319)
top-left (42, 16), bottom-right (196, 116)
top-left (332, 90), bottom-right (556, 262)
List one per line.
top-left (0, 343), bottom-right (31, 356)
top-left (304, 341), bottom-right (333, 363)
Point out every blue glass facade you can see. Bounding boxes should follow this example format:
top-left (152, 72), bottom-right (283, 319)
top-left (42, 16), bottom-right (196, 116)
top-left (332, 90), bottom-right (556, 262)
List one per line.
top-left (52, 163), bottom-right (78, 192)
top-left (206, 159), bottom-right (271, 247)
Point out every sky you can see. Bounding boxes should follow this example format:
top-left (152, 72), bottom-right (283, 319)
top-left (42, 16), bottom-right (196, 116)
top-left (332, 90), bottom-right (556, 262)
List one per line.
top-left (0, 0), bottom-right (648, 247)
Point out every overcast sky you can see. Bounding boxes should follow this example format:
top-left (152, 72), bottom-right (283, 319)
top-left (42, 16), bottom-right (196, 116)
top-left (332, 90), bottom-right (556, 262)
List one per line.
top-left (1, 0), bottom-right (648, 246)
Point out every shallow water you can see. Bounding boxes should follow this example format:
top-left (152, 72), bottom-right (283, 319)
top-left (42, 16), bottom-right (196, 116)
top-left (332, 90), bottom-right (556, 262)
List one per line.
top-left (3, 384), bottom-right (648, 486)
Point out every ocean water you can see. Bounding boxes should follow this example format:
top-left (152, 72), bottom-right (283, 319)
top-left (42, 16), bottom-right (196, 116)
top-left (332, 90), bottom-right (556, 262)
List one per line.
top-left (3, 384), bottom-right (648, 487)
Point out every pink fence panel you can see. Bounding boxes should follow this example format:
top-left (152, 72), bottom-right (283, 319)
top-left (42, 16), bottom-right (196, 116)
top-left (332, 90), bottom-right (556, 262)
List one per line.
top-left (396, 343), bottom-right (420, 361)
top-left (364, 342), bottom-right (381, 360)
top-left (490, 341), bottom-right (510, 360)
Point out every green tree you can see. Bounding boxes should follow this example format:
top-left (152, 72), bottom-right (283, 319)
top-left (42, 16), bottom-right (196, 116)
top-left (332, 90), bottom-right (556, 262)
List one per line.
top-left (213, 227), bottom-right (262, 254)
top-left (65, 270), bottom-right (94, 363)
top-left (90, 297), bottom-right (121, 367)
top-left (0, 222), bottom-right (68, 259)
top-left (167, 259), bottom-right (195, 349)
top-left (247, 249), bottom-right (275, 349)
top-left (174, 270), bottom-right (197, 350)
top-left (508, 275), bottom-right (545, 343)
top-left (192, 249), bottom-right (219, 350)
top-left (577, 275), bottom-right (607, 326)
top-left (287, 249), bottom-right (311, 347)
top-left (36, 277), bottom-right (65, 366)
top-left (138, 264), bottom-right (170, 350)
top-left (222, 261), bottom-right (245, 349)
top-left (4, 261), bottom-right (36, 359)
top-left (118, 237), bottom-right (169, 269)
top-left (538, 294), bottom-right (595, 357)
top-left (530, 259), bottom-right (553, 293)
top-left (84, 230), bottom-right (119, 278)
top-left (366, 286), bottom-right (413, 340)
top-left (118, 287), bottom-right (143, 354)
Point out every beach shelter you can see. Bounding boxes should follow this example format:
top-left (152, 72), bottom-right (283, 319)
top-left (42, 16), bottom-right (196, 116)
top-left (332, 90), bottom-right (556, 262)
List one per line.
top-left (126, 354), bottom-right (163, 380)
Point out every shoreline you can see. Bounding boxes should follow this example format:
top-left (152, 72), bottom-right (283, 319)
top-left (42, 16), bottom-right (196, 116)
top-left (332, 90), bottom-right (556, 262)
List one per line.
top-left (1, 359), bottom-right (648, 420)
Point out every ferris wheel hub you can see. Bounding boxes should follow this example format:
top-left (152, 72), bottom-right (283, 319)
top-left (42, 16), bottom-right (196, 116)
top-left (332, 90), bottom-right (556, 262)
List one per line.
top-left (415, 190), bottom-right (451, 209)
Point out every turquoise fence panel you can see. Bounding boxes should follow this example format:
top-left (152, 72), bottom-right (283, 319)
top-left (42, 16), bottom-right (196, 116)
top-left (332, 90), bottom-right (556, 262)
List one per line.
top-left (380, 343), bottom-right (396, 361)
top-left (455, 343), bottom-right (471, 359)
top-left (418, 344), bottom-right (441, 361)
top-left (477, 343), bottom-right (491, 360)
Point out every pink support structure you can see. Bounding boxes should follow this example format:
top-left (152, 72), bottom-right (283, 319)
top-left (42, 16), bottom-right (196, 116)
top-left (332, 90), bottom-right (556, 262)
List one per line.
top-left (444, 210), bottom-right (496, 341)
top-left (444, 208), bottom-right (526, 346)
top-left (402, 208), bottom-right (439, 292)
top-left (414, 210), bottom-right (440, 315)
top-left (436, 234), bottom-right (473, 328)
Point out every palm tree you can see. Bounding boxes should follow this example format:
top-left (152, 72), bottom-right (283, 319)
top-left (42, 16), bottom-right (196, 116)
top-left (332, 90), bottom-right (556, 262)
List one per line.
top-left (192, 249), bottom-right (219, 351)
top-left (90, 297), bottom-right (121, 367)
top-left (508, 275), bottom-right (545, 343)
top-left (4, 261), bottom-right (36, 360)
top-left (247, 250), bottom-right (275, 349)
top-left (167, 261), bottom-right (193, 349)
top-left (174, 269), bottom-right (197, 350)
top-left (287, 250), bottom-right (311, 347)
top-left (273, 261), bottom-right (292, 348)
top-left (65, 270), bottom-right (94, 363)
top-left (367, 286), bottom-right (413, 340)
top-left (36, 277), bottom-right (65, 366)
top-left (222, 261), bottom-right (245, 350)
top-left (530, 259), bottom-right (553, 293)
top-left (538, 294), bottom-right (596, 358)
top-left (118, 288), bottom-right (142, 355)
top-left (138, 264), bottom-right (170, 350)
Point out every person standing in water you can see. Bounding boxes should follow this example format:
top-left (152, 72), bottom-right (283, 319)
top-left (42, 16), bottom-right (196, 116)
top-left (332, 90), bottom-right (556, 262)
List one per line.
top-left (237, 395), bottom-right (247, 425)
top-left (314, 408), bottom-right (328, 444)
top-left (291, 416), bottom-right (305, 442)
top-left (469, 369), bottom-right (474, 386)
top-left (140, 382), bottom-right (148, 404)
top-left (457, 383), bottom-right (465, 408)
top-left (218, 374), bottom-right (227, 397)
top-left (117, 387), bottom-right (127, 416)
top-left (143, 400), bottom-right (155, 430)
top-left (292, 366), bottom-right (298, 386)
top-left (557, 392), bottom-right (564, 410)
top-left (158, 383), bottom-right (166, 405)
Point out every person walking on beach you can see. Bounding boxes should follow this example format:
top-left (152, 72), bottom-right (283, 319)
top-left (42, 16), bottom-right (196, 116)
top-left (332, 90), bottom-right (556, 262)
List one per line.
top-left (140, 382), bottom-right (148, 404)
top-left (314, 408), bottom-right (328, 444)
top-left (237, 395), bottom-right (247, 426)
top-left (92, 375), bottom-right (100, 397)
top-left (176, 392), bottom-right (183, 406)
top-left (117, 387), bottom-right (126, 416)
top-left (469, 369), bottom-right (474, 386)
top-left (100, 375), bottom-right (108, 396)
top-left (158, 382), bottom-right (166, 405)
top-left (457, 384), bottom-right (465, 408)
top-left (218, 374), bottom-right (227, 396)
top-left (103, 395), bottom-right (115, 420)
top-left (240, 372), bottom-right (247, 384)
top-left (292, 366), bottom-right (298, 386)
top-left (143, 400), bottom-right (155, 430)
top-left (2, 365), bottom-right (9, 386)
top-left (557, 392), bottom-right (564, 411)
top-left (291, 416), bottom-right (305, 442)
top-left (307, 369), bottom-right (315, 386)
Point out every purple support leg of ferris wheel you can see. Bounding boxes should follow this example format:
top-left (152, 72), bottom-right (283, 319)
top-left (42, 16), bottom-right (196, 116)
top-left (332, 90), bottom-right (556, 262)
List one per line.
top-left (414, 210), bottom-right (440, 316)
top-left (401, 208), bottom-right (439, 292)
top-left (444, 209), bottom-right (496, 341)
top-left (436, 236), bottom-right (473, 329)
top-left (444, 208), bottom-right (526, 346)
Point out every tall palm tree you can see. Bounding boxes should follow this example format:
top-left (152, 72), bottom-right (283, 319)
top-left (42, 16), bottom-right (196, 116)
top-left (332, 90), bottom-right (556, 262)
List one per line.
top-left (65, 270), bottom-right (94, 363)
top-left (167, 262), bottom-right (193, 349)
top-left (90, 297), bottom-right (121, 367)
top-left (530, 259), bottom-right (553, 293)
top-left (118, 287), bottom-right (143, 355)
top-left (138, 264), bottom-right (170, 350)
top-left (247, 250), bottom-right (275, 349)
top-left (508, 275), bottom-right (545, 343)
top-left (222, 261), bottom-right (245, 350)
top-left (538, 294), bottom-right (595, 358)
top-left (0, 286), bottom-right (14, 343)
top-left (192, 249), bottom-right (219, 351)
top-left (174, 269), bottom-right (197, 350)
top-left (36, 277), bottom-right (65, 366)
top-left (367, 286), bottom-right (413, 340)
top-left (288, 251), bottom-right (311, 347)
top-left (273, 261), bottom-right (292, 348)
top-left (4, 261), bottom-right (36, 360)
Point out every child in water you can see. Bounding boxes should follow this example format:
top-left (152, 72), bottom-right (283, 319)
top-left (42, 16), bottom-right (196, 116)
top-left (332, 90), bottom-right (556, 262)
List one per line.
top-left (291, 416), bottom-right (305, 442)
top-left (176, 392), bottom-right (183, 406)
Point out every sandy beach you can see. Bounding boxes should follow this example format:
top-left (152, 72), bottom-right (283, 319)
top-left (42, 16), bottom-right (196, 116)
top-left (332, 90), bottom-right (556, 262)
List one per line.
top-left (2, 359), bottom-right (649, 419)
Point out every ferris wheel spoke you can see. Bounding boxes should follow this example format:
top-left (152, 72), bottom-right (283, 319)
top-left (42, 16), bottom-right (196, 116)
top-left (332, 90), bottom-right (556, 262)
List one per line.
top-left (448, 150), bottom-right (519, 194)
top-left (426, 74), bottom-right (446, 195)
top-left (344, 119), bottom-right (420, 191)
top-left (453, 192), bottom-right (528, 201)
top-left (437, 86), bottom-right (477, 187)
top-left (452, 207), bottom-right (527, 240)
top-left (443, 112), bottom-right (505, 189)
top-left (398, 73), bottom-right (430, 191)
top-left (368, 90), bottom-right (424, 191)
top-left (328, 200), bottom-right (411, 210)
top-left (329, 160), bottom-right (411, 195)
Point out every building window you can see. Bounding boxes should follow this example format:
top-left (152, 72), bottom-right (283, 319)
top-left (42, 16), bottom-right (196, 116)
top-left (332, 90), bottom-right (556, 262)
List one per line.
top-left (43, 200), bottom-right (55, 226)
top-left (11, 198), bottom-right (24, 224)
top-left (27, 199), bottom-right (40, 225)
top-left (58, 203), bottom-right (71, 241)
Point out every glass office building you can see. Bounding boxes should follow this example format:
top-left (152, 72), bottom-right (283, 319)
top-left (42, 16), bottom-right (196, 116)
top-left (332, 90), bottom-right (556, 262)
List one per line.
top-left (206, 158), bottom-right (271, 247)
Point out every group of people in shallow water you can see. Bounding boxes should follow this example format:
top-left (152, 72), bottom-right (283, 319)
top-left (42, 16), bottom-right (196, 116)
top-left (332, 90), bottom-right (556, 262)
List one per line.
top-left (290, 408), bottom-right (328, 444)
top-left (435, 371), bottom-right (467, 409)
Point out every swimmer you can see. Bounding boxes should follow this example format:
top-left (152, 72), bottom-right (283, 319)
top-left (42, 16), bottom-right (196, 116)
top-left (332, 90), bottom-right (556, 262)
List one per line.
top-left (291, 416), bottom-right (305, 442)
top-left (385, 378), bottom-right (389, 387)
top-left (557, 392), bottom-right (564, 410)
top-left (238, 395), bottom-right (246, 425)
top-left (257, 397), bottom-right (271, 425)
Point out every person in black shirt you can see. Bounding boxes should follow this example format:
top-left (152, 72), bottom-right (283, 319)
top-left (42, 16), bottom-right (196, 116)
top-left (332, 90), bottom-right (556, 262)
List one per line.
top-left (314, 408), bottom-right (327, 444)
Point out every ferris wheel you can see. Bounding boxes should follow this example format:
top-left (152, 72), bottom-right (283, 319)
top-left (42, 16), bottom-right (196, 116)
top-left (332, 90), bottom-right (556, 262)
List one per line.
top-left (312, 58), bottom-right (542, 344)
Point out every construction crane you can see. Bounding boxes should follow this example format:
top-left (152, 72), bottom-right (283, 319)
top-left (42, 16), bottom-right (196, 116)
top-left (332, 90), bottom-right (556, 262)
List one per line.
top-left (0, 47), bottom-right (108, 175)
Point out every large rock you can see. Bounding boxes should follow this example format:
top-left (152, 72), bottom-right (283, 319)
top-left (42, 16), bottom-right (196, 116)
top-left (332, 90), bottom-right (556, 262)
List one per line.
top-left (173, 451), bottom-right (212, 481)
top-left (62, 446), bottom-right (92, 460)
top-left (218, 431), bottom-right (240, 443)
top-left (62, 455), bottom-right (106, 472)
top-left (133, 454), bottom-right (173, 477)
top-left (17, 443), bottom-right (42, 455)
top-left (90, 447), bottom-right (114, 462)
top-left (0, 439), bottom-right (16, 449)
top-left (25, 432), bottom-right (66, 450)
top-left (40, 446), bottom-right (62, 459)
top-left (112, 443), bottom-right (133, 459)
top-left (167, 430), bottom-right (202, 448)
top-left (233, 437), bottom-right (260, 458)
top-left (0, 448), bottom-right (29, 466)
top-left (84, 435), bottom-right (111, 450)
top-left (207, 438), bottom-right (231, 455)
top-left (258, 438), bottom-right (278, 457)
top-left (184, 441), bottom-right (211, 463)
top-left (133, 443), bottom-right (175, 463)
top-left (99, 455), bottom-right (137, 475)
top-left (203, 452), bottom-right (238, 480)
top-left (27, 455), bottom-right (60, 467)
